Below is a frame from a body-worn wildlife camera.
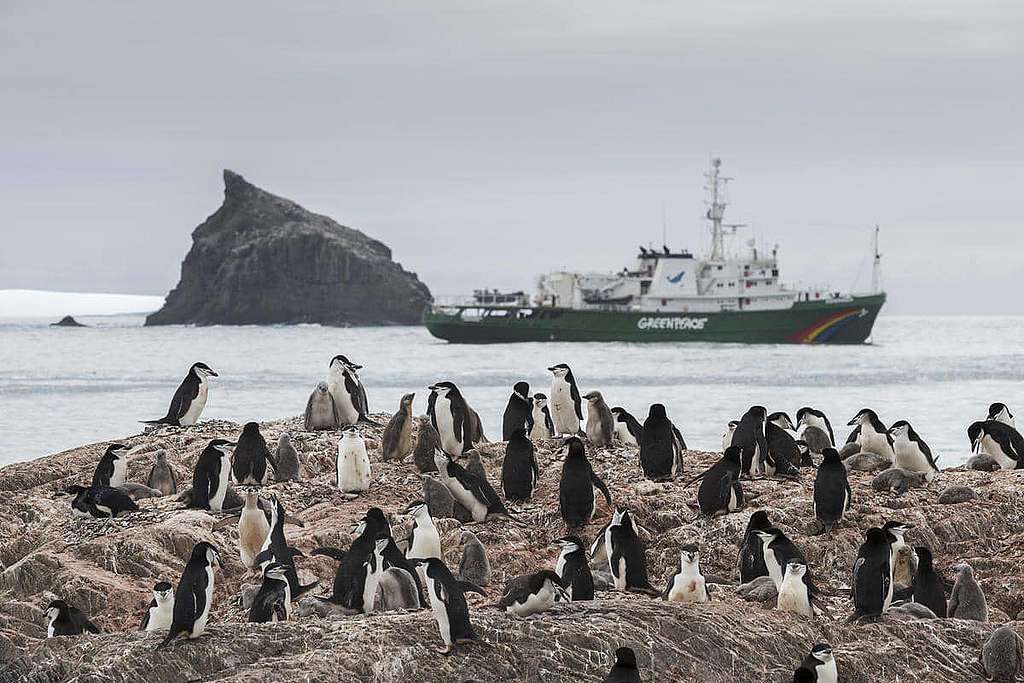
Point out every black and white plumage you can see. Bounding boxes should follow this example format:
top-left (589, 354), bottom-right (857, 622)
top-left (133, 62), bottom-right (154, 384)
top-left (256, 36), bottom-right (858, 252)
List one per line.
top-left (501, 428), bottom-right (539, 502)
top-left (67, 484), bottom-right (139, 518)
top-left (139, 582), bottom-right (174, 632)
top-left (502, 382), bottom-right (534, 441)
top-left (143, 362), bottom-right (217, 426)
top-left (684, 446), bottom-right (743, 516)
top-left (156, 542), bottom-right (221, 649)
top-left (248, 563), bottom-right (291, 623)
top-left (638, 404), bottom-right (675, 480)
top-left (404, 500), bottom-right (443, 566)
top-left (968, 419), bottom-right (1024, 470)
top-left (796, 407), bottom-right (836, 446)
top-left (311, 516), bottom-right (378, 611)
top-left (547, 364), bottom-right (583, 436)
top-left (776, 559), bottom-right (823, 617)
top-left (849, 527), bottom-right (895, 621)
top-left (434, 449), bottom-right (514, 523)
top-left (800, 644), bottom-right (838, 683)
top-left (733, 406), bottom-right (770, 477)
top-left (46, 600), bottom-right (100, 637)
top-left (186, 439), bottom-right (235, 512)
top-left (610, 407), bottom-right (643, 447)
top-left (92, 443), bottom-right (129, 488)
top-left (752, 527), bottom-right (808, 588)
top-left (552, 535), bottom-right (594, 601)
top-left (412, 556), bottom-right (485, 655)
top-left (988, 402), bottom-right (1015, 427)
top-left (847, 408), bottom-right (895, 463)
top-left (146, 449), bottom-right (177, 496)
top-left (813, 448), bottom-right (851, 536)
top-left (764, 412), bottom-right (802, 476)
top-left (497, 570), bottom-right (567, 617)
top-left (559, 436), bottom-right (612, 532)
top-left (583, 391), bottom-right (616, 448)
top-left (663, 544), bottom-right (709, 603)
top-left (889, 420), bottom-right (939, 480)
top-left (738, 510), bottom-right (771, 583)
top-left (530, 393), bottom-right (555, 440)
top-left (605, 507), bottom-right (655, 594)
top-left (327, 355), bottom-right (375, 426)
top-left (253, 494), bottom-right (318, 599)
top-left (360, 507), bottom-right (427, 608)
top-left (722, 419), bottom-right (739, 451)
top-left (589, 512), bottom-right (638, 568)
top-left (232, 422), bottom-right (275, 485)
top-left (603, 647), bottom-right (642, 683)
top-left (428, 382), bottom-right (473, 456)
top-left (910, 546), bottom-right (946, 618)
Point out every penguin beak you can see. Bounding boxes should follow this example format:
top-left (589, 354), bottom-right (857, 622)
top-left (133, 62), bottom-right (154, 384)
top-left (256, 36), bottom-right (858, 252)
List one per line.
top-left (207, 369), bottom-right (219, 376)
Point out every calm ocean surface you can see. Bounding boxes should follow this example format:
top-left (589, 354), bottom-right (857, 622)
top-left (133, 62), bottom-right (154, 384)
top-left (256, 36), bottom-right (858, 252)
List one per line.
top-left (0, 315), bottom-right (1020, 466)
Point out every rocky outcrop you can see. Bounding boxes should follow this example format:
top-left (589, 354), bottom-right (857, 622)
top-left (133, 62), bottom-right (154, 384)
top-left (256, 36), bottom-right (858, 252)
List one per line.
top-left (145, 171), bottom-right (431, 326)
top-left (2, 416), bottom-right (1024, 681)
top-left (50, 316), bottom-right (86, 327)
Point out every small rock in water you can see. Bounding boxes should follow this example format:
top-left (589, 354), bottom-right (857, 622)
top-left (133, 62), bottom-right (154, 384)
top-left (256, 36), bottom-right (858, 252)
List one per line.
top-left (51, 315), bottom-right (87, 327)
top-left (937, 486), bottom-right (979, 504)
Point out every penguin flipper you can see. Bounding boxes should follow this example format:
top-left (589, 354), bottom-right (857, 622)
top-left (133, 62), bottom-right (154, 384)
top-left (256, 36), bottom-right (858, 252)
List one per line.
top-left (288, 546), bottom-right (305, 558)
top-left (293, 580), bottom-right (320, 598)
top-left (83, 619), bottom-right (101, 634)
top-left (284, 514), bottom-right (305, 528)
top-left (459, 581), bottom-right (486, 597)
top-left (681, 465), bottom-right (713, 490)
top-left (156, 628), bottom-right (185, 650)
top-left (590, 471), bottom-right (613, 507)
top-left (212, 514), bottom-right (240, 530)
top-left (310, 547), bottom-right (346, 562)
top-left (253, 549), bottom-right (274, 566)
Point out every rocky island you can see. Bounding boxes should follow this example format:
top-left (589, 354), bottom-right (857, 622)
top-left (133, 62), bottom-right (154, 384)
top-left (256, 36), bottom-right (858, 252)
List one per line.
top-left (1, 414), bottom-right (1022, 682)
top-left (145, 171), bottom-right (431, 326)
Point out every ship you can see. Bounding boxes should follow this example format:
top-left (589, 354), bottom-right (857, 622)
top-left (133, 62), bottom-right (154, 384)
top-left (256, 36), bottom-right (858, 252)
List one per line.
top-left (423, 159), bottom-right (886, 344)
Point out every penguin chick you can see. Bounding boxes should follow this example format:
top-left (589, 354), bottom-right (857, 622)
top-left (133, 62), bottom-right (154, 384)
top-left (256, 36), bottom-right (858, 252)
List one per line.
top-left (382, 393), bottom-right (416, 461)
top-left (497, 570), bottom-right (568, 617)
top-left (457, 531), bottom-right (490, 587)
top-left (413, 416), bottom-right (442, 473)
top-left (46, 599), bottom-right (100, 637)
top-left (583, 391), bottom-right (615, 448)
top-left (146, 449), bottom-right (177, 496)
top-left (842, 451), bottom-right (891, 472)
top-left (980, 626), bottom-right (1024, 681)
top-left (273, 433), bottom-right (301, 481)
top-left (949, 563), bottom-right (987, 621)
top-left (871, 467), bottom-right (926, 496)
top-left (304, 380), bottom-right (342, 431)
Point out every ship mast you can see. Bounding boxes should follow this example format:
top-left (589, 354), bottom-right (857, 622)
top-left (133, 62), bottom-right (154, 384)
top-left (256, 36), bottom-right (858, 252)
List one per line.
top-left (704, 158), bottom-right (744, 260)
top-left (871, 224), bottom-right (882, 294)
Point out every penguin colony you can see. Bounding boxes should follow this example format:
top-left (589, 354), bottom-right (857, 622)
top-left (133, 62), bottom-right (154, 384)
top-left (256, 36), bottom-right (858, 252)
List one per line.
top-left (40, 357), bottom-right (1024, 681)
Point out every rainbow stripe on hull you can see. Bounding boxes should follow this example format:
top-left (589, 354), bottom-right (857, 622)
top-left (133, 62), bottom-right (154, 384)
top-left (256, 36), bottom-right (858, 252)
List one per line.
top-left (788, 308), bottom-right (866, 343)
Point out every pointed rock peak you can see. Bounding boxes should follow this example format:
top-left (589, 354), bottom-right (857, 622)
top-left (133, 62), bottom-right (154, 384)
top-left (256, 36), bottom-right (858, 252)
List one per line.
top-left (223, 169), bottom-right (255, 197)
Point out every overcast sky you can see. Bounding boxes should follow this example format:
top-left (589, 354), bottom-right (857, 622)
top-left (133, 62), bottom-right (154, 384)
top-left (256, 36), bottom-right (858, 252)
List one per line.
top-left (2, 1), bottom-right (1021, 314)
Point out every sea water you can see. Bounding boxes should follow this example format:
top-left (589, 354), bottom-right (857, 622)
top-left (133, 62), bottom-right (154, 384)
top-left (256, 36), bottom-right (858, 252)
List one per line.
top-left (0, 315), bottom-right (1020, 465)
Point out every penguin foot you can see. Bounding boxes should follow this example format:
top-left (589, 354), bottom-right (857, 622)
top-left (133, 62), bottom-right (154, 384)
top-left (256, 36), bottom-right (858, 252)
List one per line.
top-left (437, 644), bottom-right (454, 656)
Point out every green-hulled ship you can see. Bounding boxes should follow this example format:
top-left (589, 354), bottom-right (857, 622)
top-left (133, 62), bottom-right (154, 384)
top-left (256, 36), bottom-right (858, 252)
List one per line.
top-left (424, 159), bottom-right (886, 344)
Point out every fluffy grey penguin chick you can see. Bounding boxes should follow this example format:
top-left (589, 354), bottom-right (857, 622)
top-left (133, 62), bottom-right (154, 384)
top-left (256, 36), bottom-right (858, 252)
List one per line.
top-left (458, 531), bottom-right (491, 587)
top-left (949, 563), bottom-right (988, 621)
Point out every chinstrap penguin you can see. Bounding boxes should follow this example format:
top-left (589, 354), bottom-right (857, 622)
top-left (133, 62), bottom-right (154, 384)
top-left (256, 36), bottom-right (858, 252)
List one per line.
top-left (663, 544), bottom-right (709, 603)
top-left (497, 569), bottom-right (567, 617)
top-left (157, 541), bottom-right (221, 649)
top-left (67, 484), bottom-right (139, 518)
top-left (502, 382), bottom-right (534, 441)
top-left (248, 562), bottom-right (291, 623)
top-left (326, 354), bottom-right (376, 426)
top-left (143, 362), bottom-right (217, 426)
top-left (732, 406), bottom-right (770, 477)
top-left (428, 381), bottom-right (473, 455)
top-left (559, 436), bottom-right (612, 532)
top-left (411, 556), bottom-right (486, 655)
top-left (337, 426), bottom-right (371, 493)
top-left (530, 393), bottom-right (555, 440)
top-left (139, 582), bottom-right (174, 632)
top-left (813, 448), bottom-right (851, 536)
top-left (683, 446), bottom-right (743, 516)
top-left (888, 420), bottom-right (939, 480)
top-left (553, 535), bottom-right (594, 601)
top-left (847, 409), bottom-right (895, 463)
top-left (547, 364), bottom-right (583, 436)
top-left (232, 422), bottom-right (275, 485)
top-left (501, 427), bottom-right (539, 502)
top-left (610, 406), bottom-right (643, 447)
top-left (800, 643), bottom-right (838, 683)
top-left (46, 599), bottom-right (100, 637)
top-left (602, 646), bottom-right (642, 683)
top-left (92, 443), bottom-right (130, 488)
top-left (606, 508), bottom-right (656, 594)
top-left (186, 439), bottom-right (235, 512)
